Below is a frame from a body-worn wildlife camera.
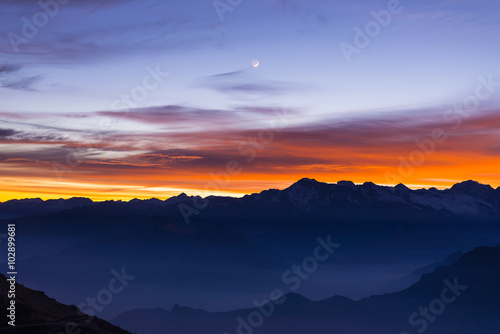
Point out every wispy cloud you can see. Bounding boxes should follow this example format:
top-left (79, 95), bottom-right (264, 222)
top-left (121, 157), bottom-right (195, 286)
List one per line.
top-left (0, 1), bottom-right (225, 65)
top-left (0, 63), bottom-right (22, 74)
top-left (2, 104), bottom-right (500, 174)
top-left (0, 62), bottom-right (41, 91)
top-left (1, 103), bottom-right (500, 199)
top-left (1, 0), bottom-right (139, 10)
top-left (198, 69), bottom-right (311, 97)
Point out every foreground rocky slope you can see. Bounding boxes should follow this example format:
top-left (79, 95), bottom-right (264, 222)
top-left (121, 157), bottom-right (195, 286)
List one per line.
top-left (0, 273), bottom-right (131, 334)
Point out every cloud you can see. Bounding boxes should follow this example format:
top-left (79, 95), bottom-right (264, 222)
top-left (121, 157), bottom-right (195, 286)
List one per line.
top-left (197, 69), bottom-right (311, 97)
top-left (1, 0), bottom-right (138, 9)
top-left (80, 152), bottom-right (204, 170)
top-left (0, 62), bottom-right (41, 91)
top-left (0, 129), bottom-right (18, 138)
top-left (1, 104), bottom-right (500, 196)
top-left (97, 105), bottom-right (294, 132)
top-left (208, 70), bottom-right (246, 78)
top-left (0, 146), bottom-right (80, 163)
top-left (98, 105), bottom-right (234, 126)
top-left (0, 63), bottom-right (22, 75)
top-left (2, 75), bottom-right (42, 90)
top-left (0, 1), bottom-right (223, 65)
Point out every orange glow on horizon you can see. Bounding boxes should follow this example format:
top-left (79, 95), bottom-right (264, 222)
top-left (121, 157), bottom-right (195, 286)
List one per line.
top-left (2, 109), bottom-right (500, 202)
top-left (2, 161), bottom-right (500, 202)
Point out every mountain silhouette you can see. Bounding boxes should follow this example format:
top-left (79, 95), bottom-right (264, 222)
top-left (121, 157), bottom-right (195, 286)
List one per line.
top-left (3, 179), bottom-right (500, 221)
top-left (384, 250), bottom-right (465, 293)
top-left (112, 246), bottom-right (500, 334)
top-left (0, 273), bottom-right (130, 333)
top-left (2, 179), bottom-right (500, 323)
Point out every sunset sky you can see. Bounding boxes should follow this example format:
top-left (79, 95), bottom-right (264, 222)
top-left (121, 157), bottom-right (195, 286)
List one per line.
top-left (1, 0), bottom-right (500, 201)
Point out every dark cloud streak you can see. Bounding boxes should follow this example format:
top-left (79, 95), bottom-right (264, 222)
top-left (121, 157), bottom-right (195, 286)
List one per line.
top-left (0, 129), bottom-right (18, 138)
top-left (0, 62), bottom-right (42, 91)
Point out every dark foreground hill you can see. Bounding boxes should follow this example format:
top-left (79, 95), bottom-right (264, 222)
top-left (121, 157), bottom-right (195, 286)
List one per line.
top-left (113, 246), bottom-right (500, 334)
top-left (0, 273), bottom-right (131, 334)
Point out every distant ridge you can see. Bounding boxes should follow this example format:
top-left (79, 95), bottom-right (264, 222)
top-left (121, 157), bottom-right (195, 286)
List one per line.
top-left (112, 246), bottom-right (500, 334)
top-left (2, 179), bottom-right (500, 220)
top-left (0, 197), bottom-right (93, 219)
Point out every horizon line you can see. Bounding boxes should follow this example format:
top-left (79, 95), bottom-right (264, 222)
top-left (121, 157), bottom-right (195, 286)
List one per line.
top-left (0, 178), bottom-right (494, 203)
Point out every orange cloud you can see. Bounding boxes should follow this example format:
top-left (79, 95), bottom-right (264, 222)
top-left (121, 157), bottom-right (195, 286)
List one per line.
top-left (1, 107), bottom-right (500, 201)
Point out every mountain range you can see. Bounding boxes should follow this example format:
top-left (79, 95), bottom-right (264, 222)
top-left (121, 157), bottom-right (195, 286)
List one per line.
top-left (1, 179), bottom-right (500, 326)
top-left (114, 246), bottom-right (500, 333)
top-left (2, 246), bottom-right (499, 333)
top-left (2, 179), bottom-right (500, 221)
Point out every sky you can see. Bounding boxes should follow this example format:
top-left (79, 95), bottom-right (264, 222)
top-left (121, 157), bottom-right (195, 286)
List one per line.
top-left (0, 0), bottom-right (500, 201)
